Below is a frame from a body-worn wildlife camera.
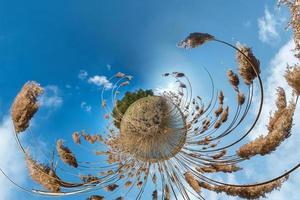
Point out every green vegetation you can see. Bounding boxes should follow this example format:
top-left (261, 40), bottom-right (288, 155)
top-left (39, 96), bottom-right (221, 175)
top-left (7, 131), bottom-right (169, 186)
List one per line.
top-left (112, 89), bottom-right (154, 129)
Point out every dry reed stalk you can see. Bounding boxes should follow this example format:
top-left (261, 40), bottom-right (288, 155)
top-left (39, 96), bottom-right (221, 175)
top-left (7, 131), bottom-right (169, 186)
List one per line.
top-left (197, 136), bottom-right (211, 145)
top-left (152, 174), bottom-right (157, 184)
top-left (81, 131), bottom-right (103, 144)
top-left (184, 172), bottom-right (201, 193)
top-left (279, 0), bottom-right (300, 58)
top-left (87, 195), bottom-right (105, 200)
top-left (72, 132), bottom-right (81, 144)
top-left (237, 91), bottom-right (245, 105)
top-left (196, 166), bottom-right (217, 173)
top-left (268, 88), bottom-right (288, 132)
top-left (120, 81), bottom-right (129, 87)
top-left (275, 87), bottom-right (287, 110)
top-left (178, 32), bottom-right (215, 48)
top-left (137, 181), bottom-right (143, 188)
top-left (197, 164), bottom-right (241, 174)
top-left (95, 151), bottom-right (108, 156)
top-left (80, 175), bottom-right (99, 184)
top-left (237, 95), bottom-right (295, 159)
top-left (215, 105), bottom-right (223, 117)
top-left (105, 184), bottom-right (119, 191)
top-left (101, 100), bottom-right (107, 108)
top-left (119, 175), bottom-right (125, 179)
top-left (218, 91), bottom-right (224, 105)
top-left (56, 140), bottom-right (78, 168)
top-left (11, 81), bottom-right (44, 133)
top-left (152, 190), bottom-right (158, 200)
top-left (164, 185), bottom-right (171, 200)
top-left (25, 153), bottom-right (61, 192)
top-left (199, 176), bottom-right (288, 199)
top-left (236, 44), bottom-right (260, 85)
top-left (124, 181), bottom-right (132, 188)
top-left (212, 164), bottom-right (241, 173)
top-left (198, 181), bottom-right (214, 191)
top-left (227, 69), bottom-right (240, 90)
top-left (212, 150), bottom-right (226, 159)
top-left (285, 65), bottom-right (300, 95)
top-left (220, 106), bottom-right (229, 123)
top-left (115, 72), bottom-right (126, 78)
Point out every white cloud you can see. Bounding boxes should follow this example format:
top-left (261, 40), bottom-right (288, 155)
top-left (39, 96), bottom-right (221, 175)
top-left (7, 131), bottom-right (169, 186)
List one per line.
top-left (258, 7), bottom-right (280, 44)
top-left (154, 81), bottom-right (178, 95)
top-left (243, 20), bottom-right (252, 28)
top-left (39, 85), bottom-right (63, 108)
top-left (248, 39), bottom-right (300, 199)
top-left (78, 70), bottom-right (88, 80)
top-left (0, 116), bottom-right (27, 199)
top-left (81, 101), bottom-right (92, 112)
top-left (88, 75), bottom-right (113, 89)
top-left (251, 39), bottom-right (297, 139)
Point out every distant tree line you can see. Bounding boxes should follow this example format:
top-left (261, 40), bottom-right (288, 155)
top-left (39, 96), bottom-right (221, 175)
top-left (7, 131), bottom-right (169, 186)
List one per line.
top-left (112, 89), bottom-right (154, 129)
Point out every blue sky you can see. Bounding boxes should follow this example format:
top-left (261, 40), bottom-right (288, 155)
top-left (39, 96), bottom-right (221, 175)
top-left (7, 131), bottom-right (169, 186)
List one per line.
top-left (0, 0), bottom-right (299, 199)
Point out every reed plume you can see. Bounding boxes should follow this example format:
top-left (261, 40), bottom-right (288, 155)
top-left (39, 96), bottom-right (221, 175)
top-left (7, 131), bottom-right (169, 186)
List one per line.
top-left (184, 172), bottom-right (201, 193)
top-left (56, 140), bottom-right (78, 168)
top-left (25, 153), bottom-right (61, 192)
top-left (11, 81), bottom-right (44, 133)
top-left (236, 44), bottom-right (260, 85)
top-left (285, 65), bottom-right (300, 95)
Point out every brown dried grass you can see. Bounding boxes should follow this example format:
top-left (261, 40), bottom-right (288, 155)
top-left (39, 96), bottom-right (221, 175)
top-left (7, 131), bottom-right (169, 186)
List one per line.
top-left (11, 81), bottom-right (44, 133)
top-left (220, 106), bottom-right (229, 123)
top-left (124, 181), bottom-right (132, 188)
top-left (197, 164), bottom-right (241, 174)
top-left (152, 190), bottom-right (158, 200)
top-left (237, 90), bottom-right (295, 159)
top-left (87, 195), bottom-right (104, 200)
top-left (237, 91), bottom-right (245, 105)
top-left (218, 91), bottom-right (224, 105)
top-left (25, 153), bottom-right (61, 192)
top-left (56, 140), bottom-right (78, 168)
top-left (212, 150), bottom-right (226, 159)
top-left (80, 175), bottom-right (99, 184)
top-left (164, 185), bottom-right (171, 200)
top-left (285, 65), bottom-right (300, 95)
top-left (72, 132), bottom-right (81, 144)
top-left (199, 176), bottom-right (288, 199)
top-left (184, 172), bottom-right (201, 193)
top-left (280, 0), bottom-right (300, 58)
top-left (227, 69), bottom-right (240, 90)
top-left (178, 32), bottom-right (215, 48)
top-left (105, 183), bottom-right (119, 191)
top-left (236, 44), bottom-right (261, 85)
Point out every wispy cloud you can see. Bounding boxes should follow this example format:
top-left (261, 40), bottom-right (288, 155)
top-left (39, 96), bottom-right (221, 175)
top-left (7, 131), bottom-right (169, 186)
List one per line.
top-left (106, 64), bottom-right (112, 71)
top-left (251, 39), bottom-right (297, 139)
top-left (243, 20), bottom-right (252, 28)
top-left (248, 39), bottom-right (300, 199)
top-left (258, 7), bottom-right (281, 44)
top-left (39, 85), bottom-right (63, 108)
top-left (78, 70), bottom-right (88, 80)
top-left (0, 116), bottom-right (27, 199)
top-left (88, 75), bottom-right (113, 89)
top-left (154, 81), bottom-right (178, 95)
top-left (80, 101), bottom-right (92, 112)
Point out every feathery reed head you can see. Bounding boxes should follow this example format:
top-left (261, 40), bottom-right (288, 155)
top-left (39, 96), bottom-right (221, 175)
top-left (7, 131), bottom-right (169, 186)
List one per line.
top-left (178, 32), bottom-right (214, 48)
top-left (25, 153), bottom-right (61, 192)
top-left (56, 140), bottom-right (78, 168)
top-left (285, 65), bottom-right (300, 95)
top-left (11, 81), bottom-right (44, 133)
top-left (236, 43), bottom-right (261, 85)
